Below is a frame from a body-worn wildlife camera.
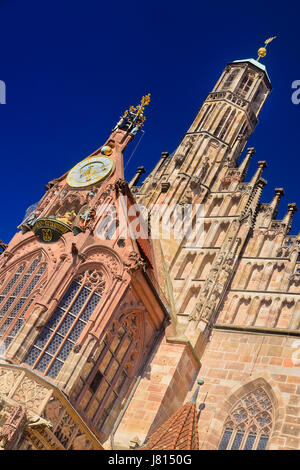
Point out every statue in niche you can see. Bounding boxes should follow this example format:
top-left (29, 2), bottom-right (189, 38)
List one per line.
top-left (202, 291), bottom-right (220, 320)
top-left (76, 208), bottom-right (96, 232)
top-left (198, 157), bottom-right (210, 180)
top-left (218, 263), bottom-right (232, 286)
top-left (179, 189), bottom-right (193, 206)
top-left (189, 295), bottom-right (206, 321)
top-left (124, 251), bottom-right (145, 274)
top-left (72, 190), bottom-right (97, 235)
top-left (18, 206), bottom-right (43, 233)
top-left (56, 208), bottom-right (77, 227)
top-left (0, 402), bottom-right (27, 450)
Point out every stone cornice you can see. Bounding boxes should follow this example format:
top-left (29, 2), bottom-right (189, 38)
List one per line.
top-left (214, 323), bottom-right (300, 337)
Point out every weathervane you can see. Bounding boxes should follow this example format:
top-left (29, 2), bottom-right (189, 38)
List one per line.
top-left (257, 36), bottom-right (277, 62)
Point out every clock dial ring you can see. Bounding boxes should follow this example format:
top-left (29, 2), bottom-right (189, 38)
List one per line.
top-left (67, 155), bottom-right (114, 188)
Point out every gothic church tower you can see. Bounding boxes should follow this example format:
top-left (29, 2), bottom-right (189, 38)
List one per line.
top-left (1, 39), bottom-right (300, 451)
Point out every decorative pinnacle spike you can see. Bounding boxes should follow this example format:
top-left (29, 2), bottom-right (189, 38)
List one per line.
top-left (257, 36), bottom-right (277, 62)
top-left (190, 379), bottom-right (204, 404)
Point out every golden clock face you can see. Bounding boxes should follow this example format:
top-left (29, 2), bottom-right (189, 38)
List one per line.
top-left (67, 156), bottom-right (114, 188)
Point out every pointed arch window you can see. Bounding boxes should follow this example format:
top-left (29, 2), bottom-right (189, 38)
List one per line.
top-left (238, 73), bottom-right (254, 98)
top-left (24, 270), bottom-right (105, 379)
top-left (252, 84), bottom-right (265, 114)
top-left (214, 108), bottom-right (231, 138)
top-left (0, 255), bottom-right (46, 348)
top-left (218, 387), bottom-right (273, 450)
top-left (223, 69), bottom-right (239, 90)
top-left (196, 104), bottom-right (214, 131)
top-left (219, 109), bottom-right (236, 140)
top-left (76, 311), bottom-right (140, 434)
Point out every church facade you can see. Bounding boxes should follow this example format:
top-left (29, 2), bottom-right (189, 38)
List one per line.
top-left (0, 47), bottom-right (300, 451)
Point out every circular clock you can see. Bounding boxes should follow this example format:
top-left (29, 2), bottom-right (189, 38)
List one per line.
top-left (67, 156), bottom-right (114, 188)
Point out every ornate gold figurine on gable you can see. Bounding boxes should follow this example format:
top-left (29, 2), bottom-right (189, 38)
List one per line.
top-left (257, 36), bottom-right (277, 61)
top-left (113, 93), bottom-right (151, 135)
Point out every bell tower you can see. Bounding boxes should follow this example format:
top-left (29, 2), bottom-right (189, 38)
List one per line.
top-left (131, 42), bottom-right (274, 360)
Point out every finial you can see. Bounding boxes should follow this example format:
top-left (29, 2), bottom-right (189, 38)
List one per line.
top-left (113, 93), bottom-right (151, 135)
top-left (257, 36), bottom-right (277, 62)
top-left (190, 379), bottom-right (204, 404)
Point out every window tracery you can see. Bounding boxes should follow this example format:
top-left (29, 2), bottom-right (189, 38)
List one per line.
top-left (0, 255), bottom-right (46, 348)
top-left (218, 387), bottom-right (273, 450)
top-left (214, 108), bottom-right (231, 138)
top-left (223, 69), bottom-right (239, 90)
top-left (76, 310), bottom-right (141, 433)
top-left (237, 73), bottom-right (255, 98)
top-left (24, 269), bottom-right (105, 379)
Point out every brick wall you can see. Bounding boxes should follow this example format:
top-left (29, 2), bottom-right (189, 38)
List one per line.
top-left (112, 336), bottom-right (199, 449)
top-left (195, 329), bottom-right (300, 450)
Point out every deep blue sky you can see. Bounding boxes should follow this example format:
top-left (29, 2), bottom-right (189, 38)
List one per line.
top-left (0, 0), bottom-right (299, 243)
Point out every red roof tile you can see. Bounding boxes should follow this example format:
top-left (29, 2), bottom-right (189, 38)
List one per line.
top-left (140, 401), bottom-right (199, 450)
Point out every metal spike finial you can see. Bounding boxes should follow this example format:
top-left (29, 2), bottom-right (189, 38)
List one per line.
top-left (257, 36), bottom-right (277, 62)
top-left (190, 379), bottom-right (204, 404)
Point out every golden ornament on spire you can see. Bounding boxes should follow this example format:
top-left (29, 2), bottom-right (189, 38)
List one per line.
top-left (113, 93), bottom-right (151, 135)
top-left (141, 93), bottom-right (151, 107)
top-left (257, 36), bottom-right (277, 62)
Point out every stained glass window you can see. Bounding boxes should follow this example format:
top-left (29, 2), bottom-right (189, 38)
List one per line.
top-left (24, 270), bottom-right (105, 379)
top-left (0, 256), bottom-right (46, 347)
top-left (76, 312), bottom-right (139, 433)
top-left (218, 387), bottom-right (273, 450)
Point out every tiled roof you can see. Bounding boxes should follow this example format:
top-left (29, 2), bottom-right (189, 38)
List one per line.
top-left (136, 237), bottom-right (153, 267)
top-left (140, 401), bottom-right (199, 450)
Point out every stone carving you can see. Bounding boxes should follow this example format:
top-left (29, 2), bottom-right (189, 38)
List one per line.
top-left (73, 193), bottom-right (97, 234)
top-left (0, 250), bottom-right (14, 269)
top-left (0, 402), bottom-right (27, 450)
top-left (239, 208), bottom-right (253, 226)
top-left (78, 269), bottom-right (106, 293)
top-left (161, 181), bottom-right (170, 193)
top-left (179, 189), bottom-right (193, 206)
top-left (115, 178), bottom-right (129, 196)
top-left (190, 176), bottom-right (201, 189)
top-left (71, 432), bottom-right (92, 450)
top-left (124, 251), bottom-right (146, 274)
top-left (174, 154), bottom-right (185, 168)
top-left (12, 376), bottom-right (50, 413)
top-left (198, 157), bottom-right (210, 180)
top-left (54, 411), bottom-right (77, 447)
top-left (202, 291), bottom-right (221, 321)
top-left (150, 177), bottom-right (159, 188)
top-left (0, 369), bottom-right (22, 396)
top-left (44, 398), bottom-right (63, 428)
top-left (27, 415), bottom-right (52, 430)
top-left (0, 241), bottom-right (8, 254)
top-left (217, 263), bottom-right (232, 286)
top-left (238, 183), bottom-right (253, 196)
